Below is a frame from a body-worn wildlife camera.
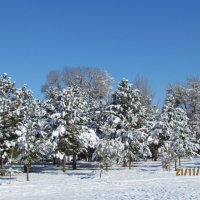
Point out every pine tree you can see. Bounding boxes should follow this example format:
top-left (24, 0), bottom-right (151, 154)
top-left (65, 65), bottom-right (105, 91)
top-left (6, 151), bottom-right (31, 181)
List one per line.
top-left (0, 73), bottom-right (20, 175)
top-left (45, 86), bottom-right (97, 171)
top-left (15, 86), bottom-right (46, 181)
top-left (148, 107), bottom-right (168, 161)
top-left (168, 78), bottom-right (200, 153)
top-left (94, 80), bottom-right (151, 168)
top-left (159, 94), bottom-right (197, 170)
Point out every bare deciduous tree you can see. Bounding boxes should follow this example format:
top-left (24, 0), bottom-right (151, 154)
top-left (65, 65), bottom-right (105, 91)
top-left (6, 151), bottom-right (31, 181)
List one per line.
top-left (41, 70), bottom-right (61, 93)
top-left (132, 75), bottom-right (154, 107)
top-left (42, 67), bottom-right (114, 101)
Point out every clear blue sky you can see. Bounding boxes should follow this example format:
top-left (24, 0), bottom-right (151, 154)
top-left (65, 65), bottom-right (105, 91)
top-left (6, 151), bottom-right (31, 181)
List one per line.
top-left (0, 0), bottom-right (200, 104)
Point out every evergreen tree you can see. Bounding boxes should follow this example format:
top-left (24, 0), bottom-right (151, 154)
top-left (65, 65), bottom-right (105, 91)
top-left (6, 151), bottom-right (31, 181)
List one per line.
top-left (45, 86), bottom-right (97, 171)
top-left (158, 94), bottom-right (197, 170)
top-left (94, 80), bottom-right (151, 168)
top-left (15, 86), bottom-right (46, 180)
top-left (0, 74), bottom-right (20, 175)
top-left (168, 78), bottom-right (200, 152)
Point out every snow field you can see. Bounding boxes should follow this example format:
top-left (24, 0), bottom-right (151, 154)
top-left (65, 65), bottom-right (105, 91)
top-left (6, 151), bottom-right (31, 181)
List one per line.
top-left (0, 159), bottom-right (200, 200)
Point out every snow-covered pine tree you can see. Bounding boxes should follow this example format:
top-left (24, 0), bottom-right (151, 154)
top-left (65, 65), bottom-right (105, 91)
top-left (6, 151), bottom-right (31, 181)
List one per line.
top-left (92, 112), bottom-right (124, 170)
top-left (42, 87), bottom-right (62, 165)
top-left (95, 80), bottom-right (151, 168)
top-left (45, 86), bottom-right (97, 171)
top-left (93, 138), bottom-right (123, 173)
top-left (148, 107), bottom-right (167, 161)
top-left (159, 94), bottom-right (197, 170)
top-left (0, 73), bottom-right (21, 175)
top-left (168, 78), bottom-right (200, 153)
top-left (15, 86), bottom-right (47, 181)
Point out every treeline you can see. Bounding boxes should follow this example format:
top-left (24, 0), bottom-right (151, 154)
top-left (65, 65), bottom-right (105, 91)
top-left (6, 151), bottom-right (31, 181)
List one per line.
top-left (0, 67), bottom-right (200, 180)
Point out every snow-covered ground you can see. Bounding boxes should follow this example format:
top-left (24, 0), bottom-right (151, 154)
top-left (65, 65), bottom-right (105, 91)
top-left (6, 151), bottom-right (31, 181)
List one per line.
top-left (0, 158), bottom-right (200, 200)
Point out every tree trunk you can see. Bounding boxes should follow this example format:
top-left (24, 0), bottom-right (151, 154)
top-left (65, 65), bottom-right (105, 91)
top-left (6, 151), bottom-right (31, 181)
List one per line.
top-left (129, 155), bottom-right (132, 169)
top-left (26, 165), bottom-right (30, 181)
top-left (57, 158), bottom-right (61, 167)
top-left (100, 169), bottom-right (103, 179)
top-left (53, 157), bottom-right (57, 165)
top-left (62, 155), bottom-right (67, 173)
top-left (178, 156), bottom-right (181, 167)
top-left (73, 154), bottom-right (77, 170)
top-left (175, 157), bottom-right (177, 171)
top-left (0, 158), bottom-right (5, 176)
top-left (67, 156), bottom-right (70, 162)
top-left (24, 164), bottom-right (27, 173)
top-left (123, 160), bottom-right (127, 167)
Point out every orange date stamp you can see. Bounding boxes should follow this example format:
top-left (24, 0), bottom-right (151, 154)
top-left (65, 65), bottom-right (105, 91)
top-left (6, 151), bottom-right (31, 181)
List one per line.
top-left (176, 168), bottom-right (199, 176)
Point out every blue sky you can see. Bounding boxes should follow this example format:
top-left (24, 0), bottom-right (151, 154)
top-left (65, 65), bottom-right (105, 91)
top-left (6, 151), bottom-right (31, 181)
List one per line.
top-left (0, 0), bottom-right (200, 103)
